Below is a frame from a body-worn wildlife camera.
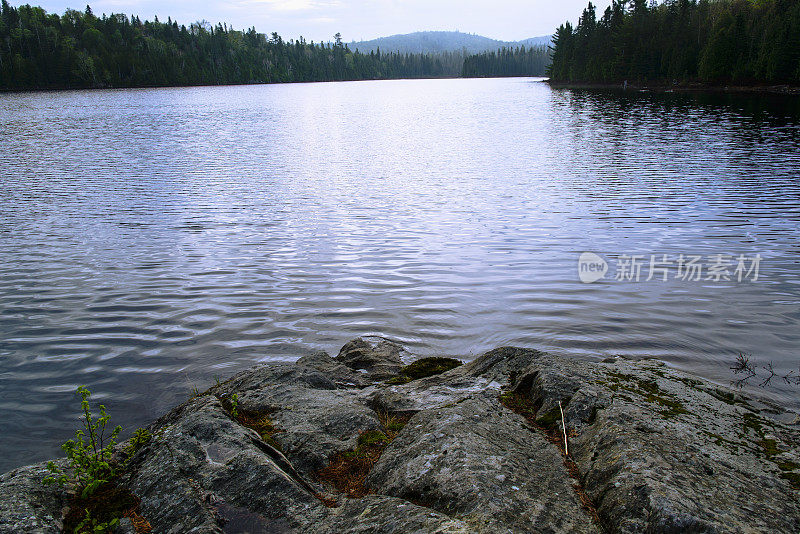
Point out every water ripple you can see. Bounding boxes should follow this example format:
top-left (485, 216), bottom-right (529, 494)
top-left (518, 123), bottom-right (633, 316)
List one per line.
top-left (1, 78), bottom-right (799, 471)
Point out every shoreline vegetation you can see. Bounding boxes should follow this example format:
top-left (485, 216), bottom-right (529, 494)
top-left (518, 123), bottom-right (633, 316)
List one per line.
top-left (1, 339), bottom-right (799, 532)
top-left (6, 1), bottom-right (800, 94)
top-left (547, 0), bottom-right (800, 88)
top-left (546, 79), bottom-right (800, 95)
top-left (0, 2), bottom-right (548, 93)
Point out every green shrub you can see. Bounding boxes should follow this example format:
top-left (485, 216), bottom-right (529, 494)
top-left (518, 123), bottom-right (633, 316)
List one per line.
top-left (230, 393), bottom-right (239, 419)
top-left (43, 386), bottom-right (122, 499)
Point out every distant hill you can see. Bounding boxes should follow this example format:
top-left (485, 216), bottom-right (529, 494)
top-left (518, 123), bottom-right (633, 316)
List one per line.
top-left (349, 31), bottom-right (552, 55)
top-left (517, 36), bottom-right (553, 48)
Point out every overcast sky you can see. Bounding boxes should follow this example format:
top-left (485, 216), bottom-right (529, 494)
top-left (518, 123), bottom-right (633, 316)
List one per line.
top-left (21, 1), bottom-right (611, 43)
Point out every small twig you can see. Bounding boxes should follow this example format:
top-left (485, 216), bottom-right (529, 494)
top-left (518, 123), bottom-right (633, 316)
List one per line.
top-left (558, 400), bottom-right (569, 457)
top-left (759, 363), bottom-right (777, 387)
top-left (730, 353), bottom-right (800, 388)
top-left (783, 369), bottom-right (800, 386)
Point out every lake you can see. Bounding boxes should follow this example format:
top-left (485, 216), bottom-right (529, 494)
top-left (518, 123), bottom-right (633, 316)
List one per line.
top-left (1, 77), bottom-right (799, 472)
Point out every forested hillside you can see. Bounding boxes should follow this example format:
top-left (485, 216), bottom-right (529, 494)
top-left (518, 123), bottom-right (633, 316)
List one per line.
top-left (349, 31), bottom-right (551, 54)
top-left (1, 2), bottom-right (476, 90)
top-left (548, 0), bottom-right (800, 85)
top-left (0, 3), bottom-right (549, 90)
top-left (462, 46), bottom-right (550, 78)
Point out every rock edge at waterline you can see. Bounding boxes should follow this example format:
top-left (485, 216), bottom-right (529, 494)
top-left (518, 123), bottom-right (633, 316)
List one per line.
top-left (2, 338), bottom-right (799, 533)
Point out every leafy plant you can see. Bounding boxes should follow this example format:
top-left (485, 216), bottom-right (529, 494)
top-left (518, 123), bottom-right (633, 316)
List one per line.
top-left (230, 393), bottom-right (239, 419)
top-left (73, 509), bottom-right (119, 534)
top-left (44, 386), bottom-right (122, 499)
top-left (122, 428), bottom-right (152, 460)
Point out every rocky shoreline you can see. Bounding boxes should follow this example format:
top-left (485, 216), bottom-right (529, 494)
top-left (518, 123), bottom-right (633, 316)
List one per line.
top-left (2, 338), bottom-right (799, 533)
top-left (545, 79), bottom-right (800, 96)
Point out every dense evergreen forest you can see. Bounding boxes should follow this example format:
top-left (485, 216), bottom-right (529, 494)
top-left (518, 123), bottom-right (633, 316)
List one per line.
top-left (548, 0), bottom-right (800, 85)
top-left (0, 2), bottom-right (549, 91)
top-left (462, 46), bottom-right (550, 78)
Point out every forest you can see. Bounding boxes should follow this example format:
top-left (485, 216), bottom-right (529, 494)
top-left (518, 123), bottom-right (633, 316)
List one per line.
top-left (0, 2), bottom-right (549, 91)
top-left (548, 0), bottom-right (800, 85)
top-left (461, 46), bottom-right (550, 78)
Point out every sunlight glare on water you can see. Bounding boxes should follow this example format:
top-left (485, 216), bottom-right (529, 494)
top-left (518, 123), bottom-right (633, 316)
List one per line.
top-left (1, 78), bottom-right (799, 470)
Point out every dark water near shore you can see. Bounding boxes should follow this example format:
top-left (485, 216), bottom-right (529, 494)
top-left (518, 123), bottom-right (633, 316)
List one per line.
top-left (1, 78), bottom-right (799, 472)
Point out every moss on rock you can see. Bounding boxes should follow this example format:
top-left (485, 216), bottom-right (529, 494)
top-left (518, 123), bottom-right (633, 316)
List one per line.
top-left (386, 357), bottom-right (462, 384)
top-left (316, 413), bottom-right (412, 499)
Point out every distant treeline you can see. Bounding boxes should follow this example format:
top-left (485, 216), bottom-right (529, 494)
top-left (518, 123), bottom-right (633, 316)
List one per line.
top-left (461, 46), bottom-right (550, 78)
top-left (548, 0), bottom-right (800, 85)
top-left (0, 2), bottom-right (548, 91)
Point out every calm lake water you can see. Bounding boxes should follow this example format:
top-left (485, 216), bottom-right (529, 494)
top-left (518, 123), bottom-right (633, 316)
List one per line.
top-left (1, 78), bottom-right (799, 471)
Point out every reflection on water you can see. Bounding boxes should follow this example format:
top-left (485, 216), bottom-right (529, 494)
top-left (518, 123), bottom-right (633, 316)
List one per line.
top-left (1, 78), bottom-right (799, 471)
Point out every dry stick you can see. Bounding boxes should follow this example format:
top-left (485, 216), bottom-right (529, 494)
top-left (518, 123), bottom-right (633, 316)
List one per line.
top-left (558, 400), bottom-right (569, 456)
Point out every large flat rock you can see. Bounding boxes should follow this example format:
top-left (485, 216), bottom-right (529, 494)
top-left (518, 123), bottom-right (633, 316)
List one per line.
top-left (508, 352), bottom-right (800, 533)
top-left (310, 495), bottom-right (469, 534)
top-left (1, 340), bottom-right (798, 533)
top-left (367, 393), bottom-right (598, 533)
top-left (209, 361), bottom-right (384, 476)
